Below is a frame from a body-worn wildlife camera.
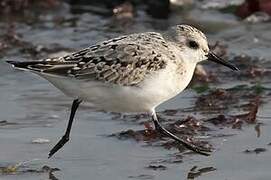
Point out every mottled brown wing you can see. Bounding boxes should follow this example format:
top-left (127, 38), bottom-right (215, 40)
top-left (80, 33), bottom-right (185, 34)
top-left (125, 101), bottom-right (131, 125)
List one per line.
top-left (66, 42), bottom-right (167, 86)
top-left (27, 42), bottom-right (167, 86)
top-left (21, 33), bottom-right (169, 86)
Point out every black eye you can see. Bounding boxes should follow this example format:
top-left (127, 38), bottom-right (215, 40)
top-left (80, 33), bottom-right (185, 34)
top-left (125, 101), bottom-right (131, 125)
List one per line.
top-left (188, 40), bottom-right (199, 49)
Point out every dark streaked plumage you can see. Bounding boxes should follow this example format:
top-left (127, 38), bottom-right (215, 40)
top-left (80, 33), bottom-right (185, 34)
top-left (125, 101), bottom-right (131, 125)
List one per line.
top-left (10, 32), bottom-right (173, 86)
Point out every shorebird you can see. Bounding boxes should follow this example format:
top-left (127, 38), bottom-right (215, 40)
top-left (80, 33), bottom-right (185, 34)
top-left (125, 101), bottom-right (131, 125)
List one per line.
top-left (6, 24), bottom-right (238, 158)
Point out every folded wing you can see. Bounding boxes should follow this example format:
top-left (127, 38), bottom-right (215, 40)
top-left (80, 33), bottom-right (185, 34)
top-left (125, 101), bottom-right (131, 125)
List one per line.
top-left (7, 33), bottom-right (169, 86)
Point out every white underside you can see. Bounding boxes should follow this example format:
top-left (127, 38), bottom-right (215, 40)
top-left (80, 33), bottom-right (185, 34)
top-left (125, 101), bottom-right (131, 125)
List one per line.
top-left (37, 62), bottom-right (196, 113)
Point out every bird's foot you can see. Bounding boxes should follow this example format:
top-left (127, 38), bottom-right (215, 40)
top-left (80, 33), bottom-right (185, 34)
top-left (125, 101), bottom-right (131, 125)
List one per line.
top-left (153, 120), bottom-right (212, 156)
top-left (48, 135), bottom-right (69, 158)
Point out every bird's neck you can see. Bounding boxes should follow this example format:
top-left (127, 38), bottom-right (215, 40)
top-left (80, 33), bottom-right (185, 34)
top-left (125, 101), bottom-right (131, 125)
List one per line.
top-left (175, 61), bottom-right (197, 88)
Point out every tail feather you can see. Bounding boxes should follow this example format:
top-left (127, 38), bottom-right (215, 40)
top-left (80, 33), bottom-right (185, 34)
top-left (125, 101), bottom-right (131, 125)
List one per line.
top-left (6, 60), bottom-right (75, 76)
top-left (6, 60), bottom-right (44, 69)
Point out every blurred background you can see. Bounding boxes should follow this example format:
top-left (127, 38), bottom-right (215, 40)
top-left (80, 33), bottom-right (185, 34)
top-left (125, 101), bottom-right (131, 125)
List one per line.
top-left (0, 0), bottom-right (271, 180)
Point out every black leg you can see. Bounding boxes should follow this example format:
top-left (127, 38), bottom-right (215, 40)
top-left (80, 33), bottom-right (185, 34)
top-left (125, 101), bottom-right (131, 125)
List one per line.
top-left (48, 99), bottom-right (82, 158)
top-left (151, 110), bottom-right (211, 156)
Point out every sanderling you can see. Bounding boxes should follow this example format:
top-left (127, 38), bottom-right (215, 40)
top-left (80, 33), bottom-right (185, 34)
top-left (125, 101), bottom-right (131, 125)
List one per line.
top-left (6, 24), bottom-right (238, 158)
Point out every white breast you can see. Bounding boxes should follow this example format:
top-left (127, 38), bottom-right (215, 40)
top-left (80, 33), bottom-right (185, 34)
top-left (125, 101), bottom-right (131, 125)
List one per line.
top-left (38, 61), bottom-right (196, 113)
top-left (137, 62), bottom-right (196, 110)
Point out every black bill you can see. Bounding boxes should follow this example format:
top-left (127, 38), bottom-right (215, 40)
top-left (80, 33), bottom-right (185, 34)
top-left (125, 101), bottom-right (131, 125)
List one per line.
top-left (207, 52), bottom-right (239, 71)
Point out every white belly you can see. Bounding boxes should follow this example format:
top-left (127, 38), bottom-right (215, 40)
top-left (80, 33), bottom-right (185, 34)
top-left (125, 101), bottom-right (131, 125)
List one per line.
top-left (39, 63), bottom-right (196, 113)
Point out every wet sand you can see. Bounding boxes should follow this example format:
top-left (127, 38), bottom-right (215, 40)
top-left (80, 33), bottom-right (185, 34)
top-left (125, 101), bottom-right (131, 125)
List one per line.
top-left (1, 1), bottom-right (271, 180)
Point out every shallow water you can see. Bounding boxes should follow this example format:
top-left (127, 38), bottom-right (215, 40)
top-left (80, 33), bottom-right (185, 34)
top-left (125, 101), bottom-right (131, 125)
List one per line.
top-left (0, 2), bottom-right (271, 180)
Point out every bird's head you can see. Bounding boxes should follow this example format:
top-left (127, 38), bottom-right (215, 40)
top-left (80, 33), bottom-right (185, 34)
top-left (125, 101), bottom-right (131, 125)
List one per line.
top-left (166, 24), bottom-right (239, 71)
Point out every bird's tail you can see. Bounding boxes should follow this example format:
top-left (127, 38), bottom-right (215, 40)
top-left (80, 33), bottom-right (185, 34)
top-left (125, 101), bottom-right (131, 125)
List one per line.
top-left (7, 60), bottom-right (41, 68)
top-left (6, 60), bottom-right (46, 72)
top-left (6, 59), bottom-right (77, 76)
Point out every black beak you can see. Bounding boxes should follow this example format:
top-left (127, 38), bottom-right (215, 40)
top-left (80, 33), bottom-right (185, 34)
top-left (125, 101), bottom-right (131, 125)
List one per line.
top-left (207, 52), bottom-right (239, 71)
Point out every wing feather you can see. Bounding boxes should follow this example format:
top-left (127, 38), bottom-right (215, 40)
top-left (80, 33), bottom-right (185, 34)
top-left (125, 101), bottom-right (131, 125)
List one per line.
top-left (9, 32), bottom-right (171, 86)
